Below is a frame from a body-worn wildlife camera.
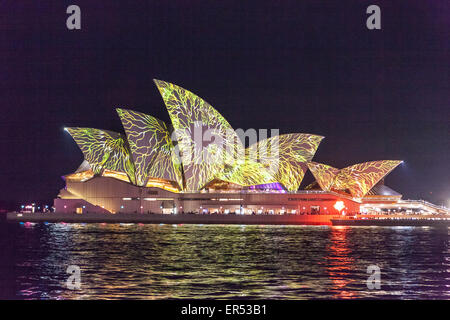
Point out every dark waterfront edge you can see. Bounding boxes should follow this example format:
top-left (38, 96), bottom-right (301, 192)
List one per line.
top-left (5, 212), bottom-right (335, 225)
top-left (4, 212), bottom-right (450, 227)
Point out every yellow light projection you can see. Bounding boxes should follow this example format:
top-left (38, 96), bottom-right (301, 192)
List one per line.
top-left (116, 108), bottom-right (183, 188)
top-left (217, 157), bottom-right (276, 187)
top-left (270, 134), bottom-right (323, 191)
top-left (309, 160), bottom-right (403, 198)
top-left (226, 134), bottom-right (323, 191)
top-left (203, 179), bottom-right (244, 191)
top-left (307, 162), bottom-right (340, 191)
top-left (64, 79), bottom-right (401, 197)
top-left (332, 160), bottom-right (403, 198)
top-left (65, 127), bottom-right (136, 184)
top-left (154, 79), bottom-right (245, 192)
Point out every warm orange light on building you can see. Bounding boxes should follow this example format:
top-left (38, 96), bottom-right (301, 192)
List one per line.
top-left (65, 170), bottom-right (95, 182)
top-left (146, 178), bottom-right (180, 193)
top-left (102, 170), bottom-right (131, 183)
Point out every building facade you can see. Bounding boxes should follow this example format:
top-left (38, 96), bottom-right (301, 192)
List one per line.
top-left (54, 79), bottom-right (449, 216)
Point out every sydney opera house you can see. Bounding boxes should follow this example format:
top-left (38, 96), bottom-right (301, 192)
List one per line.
top-left (54, 80), bottom-right (448, 217)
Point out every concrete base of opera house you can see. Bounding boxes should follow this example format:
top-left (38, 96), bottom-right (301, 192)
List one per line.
top-left (6, 212), bottom-right (338, 225)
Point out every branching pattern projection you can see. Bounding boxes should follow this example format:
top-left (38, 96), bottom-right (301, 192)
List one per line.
top-left (218, 157), bottom-right (276, 187)
top-left (308, 160), bottom-right (402, 198)
top-left (332, 160), bottom-right (403, 198)
top-left (269, 134), bottom-right (323, 191)
top-left (117, 108), bottom-right (183, 188)
top-left (307, 162), bottom-right (340, 191)
top-left (221, 134), bottom-right (323, 191)
top-left (64, 80), bottom-right (400, 197)
top-left (154, 79), bottom-right (244, 191)
top-left (65, 127), bottom-right (136, 184)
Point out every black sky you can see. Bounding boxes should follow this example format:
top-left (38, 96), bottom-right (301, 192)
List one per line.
top-left (0, 0), bottom-right (448, 208)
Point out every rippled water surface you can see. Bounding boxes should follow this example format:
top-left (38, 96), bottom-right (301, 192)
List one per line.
top-left (0, 222), bottom-right (449, 299)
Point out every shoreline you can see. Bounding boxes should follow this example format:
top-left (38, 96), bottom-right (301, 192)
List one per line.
top-left (331, 218), bottom-right (450, 227)
top-left (5, 212), bottom-right (336, 225)
top-left (4, 212), bottom-right (449, 227)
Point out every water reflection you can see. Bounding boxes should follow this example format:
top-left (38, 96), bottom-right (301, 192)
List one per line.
top-left (0, 222), bottom-right (448, 299)
top-left (326, 227), bottom-right (356, 299)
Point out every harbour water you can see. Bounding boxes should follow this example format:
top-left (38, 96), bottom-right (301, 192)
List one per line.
top-left (0, 222), bottom-right (448, 299)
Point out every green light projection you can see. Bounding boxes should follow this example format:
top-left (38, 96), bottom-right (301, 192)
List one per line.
top-left (219, 134), bottom-right (323, 191)
top-left (116, 108), bottom-right (183, 188)
top-left (154, 79), bottom-right (245, 192)
top-left (308, 160), bottom-right (403, 198)
top-left (67, 80), bottom-right (401, 196)
top-left (333, 160), bottom-right (403, 198)
top-left (65, 127), bottom-right (136, 184)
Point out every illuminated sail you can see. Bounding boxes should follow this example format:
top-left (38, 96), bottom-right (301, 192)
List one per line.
top-left (62, 80), bottom-right (386, 195)
top-left (226, 134), bottom-right (323, 190)
top-left (307, 162), bottom-right (340, 191)
top-left (333, 160), bottom-right (403, 198)
top-left (117, 108), bottom-right (183, 188)
top-left (154, 79), bottom-right (245, 191)
top-left (65, 127), bottom-right (136, 184)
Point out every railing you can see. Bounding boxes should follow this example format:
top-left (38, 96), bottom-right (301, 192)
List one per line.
top-left (401, 199), bottom-right (449, 211)
top-left (336, 213), bottom-right (450, 220)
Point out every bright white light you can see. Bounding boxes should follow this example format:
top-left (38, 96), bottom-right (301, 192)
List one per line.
top-left (334, 201), bottom-right (345, 212)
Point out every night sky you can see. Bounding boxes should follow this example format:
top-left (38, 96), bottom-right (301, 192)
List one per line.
top-left (0, 1), bottom-right (448, 209)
